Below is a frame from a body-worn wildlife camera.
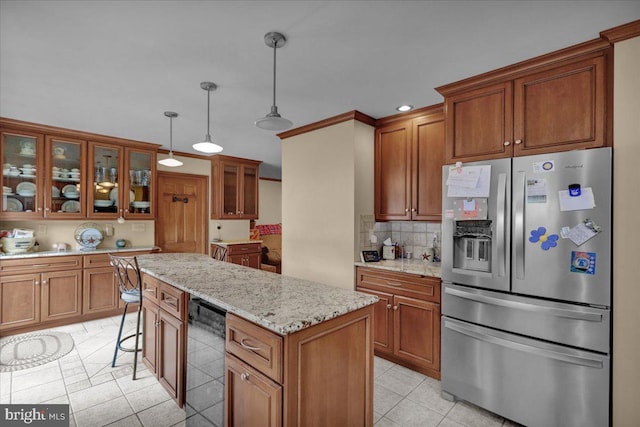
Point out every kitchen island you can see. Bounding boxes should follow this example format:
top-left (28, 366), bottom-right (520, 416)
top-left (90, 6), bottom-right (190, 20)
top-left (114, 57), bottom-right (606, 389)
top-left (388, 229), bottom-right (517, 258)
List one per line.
top-left (136, 253), bottom-right (378, 427)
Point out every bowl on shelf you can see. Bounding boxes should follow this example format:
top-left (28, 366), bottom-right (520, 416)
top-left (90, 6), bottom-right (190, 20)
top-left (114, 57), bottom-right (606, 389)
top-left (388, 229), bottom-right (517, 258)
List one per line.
top-left (132, 201), bottom-right (150, 209)
top-left (17, 190), bottom-right (35, 197)
top-left (19, 168), bottom-right (36, 175)
top-left (64, 192), bottom-right (79, 199)
top-left (93, 200), bottom-right (113, 208)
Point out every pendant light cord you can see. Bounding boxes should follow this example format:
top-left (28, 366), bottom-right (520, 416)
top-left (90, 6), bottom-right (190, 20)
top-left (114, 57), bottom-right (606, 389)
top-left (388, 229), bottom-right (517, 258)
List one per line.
top-left (169, 115), bottom-right (174, 154)
top-left (206, 87), bottom-right (211, 140)
top-left (272, 37), bottom-right (277, 108)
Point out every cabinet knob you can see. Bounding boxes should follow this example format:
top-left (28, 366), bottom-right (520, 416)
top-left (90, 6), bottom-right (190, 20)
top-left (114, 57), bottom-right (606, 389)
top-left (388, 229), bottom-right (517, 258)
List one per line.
top-left (405, 208), bottom-right (409, 212)
top-left (514, 139), bottom-right (522, 145)
top-left (38, 207), bottom-right (44, 212)
top-left (155, 320), bottom-right (160, 327)
top-left (393, 306), bottom-right (398, 311)
top-left (241, 373), bottom-right (250, 381)
top-left (503, 141), bottom-right (511, 146)
top-left (386, 304), bottom-right (392, 309)
top-left (35, 280), bottom-right (40, 285)
top-left (44, 207), bottom-right (50, 212)
top-left (411, 208), bottom-right (416, 212)
top-left (42, 280), bottom-right (47, 285)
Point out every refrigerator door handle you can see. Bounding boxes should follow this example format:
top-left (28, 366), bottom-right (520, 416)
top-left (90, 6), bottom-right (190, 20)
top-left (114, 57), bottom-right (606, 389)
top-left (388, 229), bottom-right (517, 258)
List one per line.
top-left (444, 319), bottom-right (604, 369)
top-left (444, 286), bottom-right (604, 322)
top-left (496, 172), bottom-right (507, 278)
top-left (514, 170), bottom-right (526, 279)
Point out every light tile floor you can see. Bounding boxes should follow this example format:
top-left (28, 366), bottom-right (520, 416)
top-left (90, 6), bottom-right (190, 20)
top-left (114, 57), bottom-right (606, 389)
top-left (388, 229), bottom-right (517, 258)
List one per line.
top-left (1, 315), bottom-right (521, 427)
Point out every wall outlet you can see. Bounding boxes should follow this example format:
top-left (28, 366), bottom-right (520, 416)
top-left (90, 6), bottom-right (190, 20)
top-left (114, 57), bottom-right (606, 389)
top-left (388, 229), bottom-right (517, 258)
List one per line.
top-left (38, 224), bottom-right (47, 234)
top-left (369, 234), bottom-right (378, 244)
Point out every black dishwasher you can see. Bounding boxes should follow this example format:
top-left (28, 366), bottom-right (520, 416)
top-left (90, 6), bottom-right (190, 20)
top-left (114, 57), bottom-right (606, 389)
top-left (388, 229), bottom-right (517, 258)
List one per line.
top-left (185, 297), bottom-right (226, 426)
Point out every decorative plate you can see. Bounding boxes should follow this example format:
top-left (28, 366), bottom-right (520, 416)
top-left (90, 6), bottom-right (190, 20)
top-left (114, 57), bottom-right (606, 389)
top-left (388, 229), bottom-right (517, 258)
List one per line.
top-left (61, 200), bottom-right (81, 213)
top-left (52, 186), bottom-right (60, 198)
top-left (109, 188), bottom-right (135, 202)
top-left (74, 223), bottom-right (104, 249)
top-left (15, 182), bottom-right (36, 193)
top-left (62, 184), bottom-right (78, 194)
top-left (6, 197), bottom-right (23, 212)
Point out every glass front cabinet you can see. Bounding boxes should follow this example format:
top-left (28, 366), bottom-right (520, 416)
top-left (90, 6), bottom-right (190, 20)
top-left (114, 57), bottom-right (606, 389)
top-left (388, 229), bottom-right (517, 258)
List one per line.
top-left (211, 155), bottom-right (261, 220)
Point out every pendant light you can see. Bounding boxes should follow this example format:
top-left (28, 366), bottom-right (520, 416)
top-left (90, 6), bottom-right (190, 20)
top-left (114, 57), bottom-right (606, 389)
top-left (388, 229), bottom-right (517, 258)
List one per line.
top-left (158, 112), bottom-right (183, 167)
top-left (193, 81), bottom-right (223, 154)
top-left (255, 32), bottom-right (292, 131)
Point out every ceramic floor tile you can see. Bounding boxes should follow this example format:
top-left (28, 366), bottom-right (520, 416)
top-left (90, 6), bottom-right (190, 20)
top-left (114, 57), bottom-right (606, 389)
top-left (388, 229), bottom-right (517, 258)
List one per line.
top-left (446, 401), bottom-right (504, 427)
top-left (385, 398), bottom-right (444, 427)
top-left (405, 379), bottom-right (455, 416)
top-left (90, 371), bottom-right (116, 386)
top-left (374, 416), bottom-right (402, 426)
top-left (115, 368), bottom-right (157, 395)
top-left (186, 363), bottom-right (215, 391)
top-left (438, 417), bottom-right (466, 427)
top-left (200, 401), bottom-right (224, 427)
top-left (68, 379), bottom-right (123, 413)
top-left (185, 379), bottom-right (224, 412)
top-left (124, 381), bottom-right (173, 413)
top-left (179, 412), bottom-right (218, 427)
top-left (106, 414), bottom-right (143, 427)
top-left (73, 395), bottom-right (134, 427)
top-left (0, 372), bottom-right (11, 397)
top-left (63, 371), bottom-right (90, 386)
top-left (374, 383), bottom-right (404, 415)
top-left (137, 399), bottom-right (187, 427)
top-left (66, 379), bottom-right (93, 394)
top-left (374, 356), bottom-right (396, 378)
top-left (388, 363), bottom-right (428, 383)
top-left (11, 378), bottom-right (66, 404)
top-left (11, 359), bottom-right (59, 377)
top-left (375, 366), bottom-right (424, 397)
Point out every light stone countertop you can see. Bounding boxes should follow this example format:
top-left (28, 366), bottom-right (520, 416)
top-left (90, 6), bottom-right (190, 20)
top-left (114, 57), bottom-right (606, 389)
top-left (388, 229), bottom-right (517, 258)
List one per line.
top-left (354, 259), bottom-right (442, 278)
top-left (137, 253), bottom-right (378, 336)
top-left (210, 239), bottom-right (262, 247)
top-left (0, 246), bottom-right (159, 260)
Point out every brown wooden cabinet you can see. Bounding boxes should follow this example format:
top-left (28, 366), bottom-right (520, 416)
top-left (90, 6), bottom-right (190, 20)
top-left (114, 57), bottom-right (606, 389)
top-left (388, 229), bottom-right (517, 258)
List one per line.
top-left (211, 242), bottom-right (262, 270)
top-left (211, 155), bottom-right (261, 220)
top-left (41, 269), bottom-right (82, 322)
top-left (82, 266), bottom-right (119, 314)
top-left (438, 41), bottom-right (611, 164)
top-left (0, 273), bottom-right (41, 330)
top-left (141, 275), bottom-right (187, 407)
top-left (356, 266), bottom-right (441, 379)
top-left (375, 105), bottom-right (444, 221)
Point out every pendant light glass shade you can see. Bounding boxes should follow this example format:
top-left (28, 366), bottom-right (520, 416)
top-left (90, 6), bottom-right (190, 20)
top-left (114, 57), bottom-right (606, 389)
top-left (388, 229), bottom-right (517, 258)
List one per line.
top-left (193, 81), bottom-right (223, 154)
top-left (158, 111), bottom-right (183, 167)
top-left (255, 32), bottom-right (292, 131)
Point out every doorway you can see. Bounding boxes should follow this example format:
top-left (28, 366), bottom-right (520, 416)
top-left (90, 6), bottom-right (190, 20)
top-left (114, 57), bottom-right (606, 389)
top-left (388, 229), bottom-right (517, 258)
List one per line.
top-left (155, 172), bottom-right (208, 253)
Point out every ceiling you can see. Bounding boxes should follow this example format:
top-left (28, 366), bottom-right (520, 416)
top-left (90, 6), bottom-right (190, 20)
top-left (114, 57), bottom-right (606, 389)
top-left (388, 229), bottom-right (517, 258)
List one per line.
top-left (1, 1), bottom-right (639, 179)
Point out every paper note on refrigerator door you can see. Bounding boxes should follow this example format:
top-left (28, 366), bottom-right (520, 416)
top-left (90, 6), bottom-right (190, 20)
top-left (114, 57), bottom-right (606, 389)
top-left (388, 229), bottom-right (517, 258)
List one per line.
top-left (447, 165), bottom-right (491, 198)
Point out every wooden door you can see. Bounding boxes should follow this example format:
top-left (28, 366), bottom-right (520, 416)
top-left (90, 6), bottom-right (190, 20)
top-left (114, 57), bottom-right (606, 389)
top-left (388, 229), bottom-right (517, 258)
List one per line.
top-left (41, 269), bottom-right (82, 321)
top-left (374, 121), bottom-right (412, 220)
top-left (83, 266), bottom-right (118, 314)
top-left (394, 295), bottom-right (440, 373)
top-left (412, 113), bottom-right (445, 221)
top-left (142, 300), bottom-right (159, 375)
top-left (513, 56), bottom-right (607, 156)
top-left (158, 309), bottom-right (185, 406)
top-left (445, 81), bottom-right (513, 163)
top-left (156, 172), bottom-right (208, 254)
top-left (225, 354), bottom-right (282, 427)
top-left (357, 288), bottom-right (393, 354)
top-left (0, 273), bottom-right (40, 330)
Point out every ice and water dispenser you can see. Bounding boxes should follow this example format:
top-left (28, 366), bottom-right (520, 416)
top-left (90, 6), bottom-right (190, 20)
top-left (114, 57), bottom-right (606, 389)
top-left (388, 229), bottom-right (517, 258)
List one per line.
top-left (452, 220), bottom-right (492, 272)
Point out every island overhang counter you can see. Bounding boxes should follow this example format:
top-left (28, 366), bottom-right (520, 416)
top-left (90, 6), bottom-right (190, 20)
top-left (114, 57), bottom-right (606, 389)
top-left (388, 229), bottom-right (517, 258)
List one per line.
top-left (136, 253), bottom-right (378, 427)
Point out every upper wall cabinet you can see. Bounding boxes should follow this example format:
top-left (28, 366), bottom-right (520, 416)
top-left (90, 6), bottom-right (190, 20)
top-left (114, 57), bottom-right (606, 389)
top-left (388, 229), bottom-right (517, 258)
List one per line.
top-left (211, 154), bottom-right (261, 220)
top-left (1, 118), bottom-right (159, 220)
top-left (375, 106), bottom-right (444, 222)
top-left (437, 40), bottom-right (611, 164)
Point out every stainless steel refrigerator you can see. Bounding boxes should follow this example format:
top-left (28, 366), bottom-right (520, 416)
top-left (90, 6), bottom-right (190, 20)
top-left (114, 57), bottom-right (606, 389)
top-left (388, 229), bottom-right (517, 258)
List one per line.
top-left (441, 148), bottom-right (612, 427)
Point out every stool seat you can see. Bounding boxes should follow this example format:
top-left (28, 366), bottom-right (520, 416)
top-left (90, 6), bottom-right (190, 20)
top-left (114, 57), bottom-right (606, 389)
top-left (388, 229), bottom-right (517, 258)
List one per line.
top-left (109, 254), bottom-right (143, 380)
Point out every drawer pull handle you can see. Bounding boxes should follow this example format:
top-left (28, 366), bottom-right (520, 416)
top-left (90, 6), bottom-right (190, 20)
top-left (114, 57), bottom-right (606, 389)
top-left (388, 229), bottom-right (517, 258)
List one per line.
top-left (386, 281), bottom-right (402, 287)
top-left (163, 296), bottom-right (178, 306)
top-left (386, 304), bottom-right (392, 309)
top-left (241, 373), bottom-right (250, 381)
top-left (393, 306), bottom-right (398, 311)
top-left (33, 264), bottom-right (52, 268)
top-left (144, 288), bottom-right (156, 293)
top-left (240, 338), bottom-right (262, 351)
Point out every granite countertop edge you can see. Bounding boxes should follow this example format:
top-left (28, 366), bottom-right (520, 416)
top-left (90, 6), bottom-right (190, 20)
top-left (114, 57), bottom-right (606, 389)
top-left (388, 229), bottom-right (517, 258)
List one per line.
top-left (138, 253), bottom-right (378, 336)
top-left (0, 246), bottom-right (160, 259)
top-left (354, 260), bottom-right (442, 278)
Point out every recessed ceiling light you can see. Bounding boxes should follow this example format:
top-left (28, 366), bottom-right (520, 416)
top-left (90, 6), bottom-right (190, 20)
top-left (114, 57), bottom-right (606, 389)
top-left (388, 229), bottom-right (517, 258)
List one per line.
top-left (396, 105), bottom-right (413, 112)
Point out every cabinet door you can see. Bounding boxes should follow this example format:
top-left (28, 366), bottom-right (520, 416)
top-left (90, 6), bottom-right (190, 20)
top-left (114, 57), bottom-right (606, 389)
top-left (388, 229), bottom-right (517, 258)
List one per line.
top-left (41, 270), bottom-right (82, 322)
top-left (357, 288), bottom-right (394, 354)
top-left (45, 136), bottom-right (86, 219)
top-left (0, 273), bottom-right (40, 330)
top-left (158, 309), bottom-right (186, 406)
top-left (374, 121), bottom-right (412, 220)
top-left (1, 129), bottom-right (44, 219)
top-left (513, 56), bottom-right (607, 156)
top-left (445, 82), bottom-right (513, 163)
top-left (142, 300), bottom-right (159, 375)
top-left (222, 161), bottom-right (240, 218)
top-left (87, 142), bottom-right (123, 219)
top-left (240, 163), bottom-right (259, 219)
top-left (412, 114), bottom-right (444, 221)
top-left (124, 148), bottom-right (156, 219)
top-left (83, 266), bottom-right (119, 314)
top-left (394, 295), bottom-right (440, 372)
top-left (225, 353), bottom-right (282, 427)
top-left (245, 252), bottom-right (261, 269)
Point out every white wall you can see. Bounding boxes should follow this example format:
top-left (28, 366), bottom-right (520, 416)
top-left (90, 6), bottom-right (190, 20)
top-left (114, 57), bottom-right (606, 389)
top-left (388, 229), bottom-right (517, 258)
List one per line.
top-left (282, 119), bottom-right (374, 290)
top-left (612, 35), bottom-right (640, 427)
top-left (257, 179), bottom-right (282, 225)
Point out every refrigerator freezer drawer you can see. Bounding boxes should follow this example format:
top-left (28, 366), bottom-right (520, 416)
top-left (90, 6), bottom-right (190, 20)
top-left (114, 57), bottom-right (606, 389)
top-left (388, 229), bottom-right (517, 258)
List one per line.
top-left (442, 317), bottom-right (610, 427)
top-left (442, 283), bottom-right (610, 353)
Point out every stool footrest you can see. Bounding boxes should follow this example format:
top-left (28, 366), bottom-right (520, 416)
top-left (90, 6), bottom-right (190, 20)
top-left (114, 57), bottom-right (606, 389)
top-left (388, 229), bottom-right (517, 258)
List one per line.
top-left (117, 332), bottom-right (143, 353)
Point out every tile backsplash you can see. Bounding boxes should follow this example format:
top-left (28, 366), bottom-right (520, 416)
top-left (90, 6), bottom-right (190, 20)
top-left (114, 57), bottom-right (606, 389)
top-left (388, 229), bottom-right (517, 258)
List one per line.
top-left (359, 215), bottom-right (441, 261)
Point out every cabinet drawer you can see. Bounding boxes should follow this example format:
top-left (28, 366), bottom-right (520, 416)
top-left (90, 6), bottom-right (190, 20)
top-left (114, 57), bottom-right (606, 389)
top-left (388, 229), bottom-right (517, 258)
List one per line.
top-left (226, 243), bottom-right (261, 256)
top-left (83, 251), bottom-right (153, 269)
top-left (159, 281), bottom-right (187, 322)
top-left (356, 267), bottom-right (441, 303)
top-left (141, 273), bottom-right (161, 306)
top-left (0, 256), bottom-right (83, 275)
top-left (226, 313), bottom-right (283, 383)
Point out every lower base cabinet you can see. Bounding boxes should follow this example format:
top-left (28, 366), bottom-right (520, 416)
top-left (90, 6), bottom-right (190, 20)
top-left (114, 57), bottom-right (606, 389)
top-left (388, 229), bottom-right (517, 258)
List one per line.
top-left (356, 266), bottom-right (441, 379)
